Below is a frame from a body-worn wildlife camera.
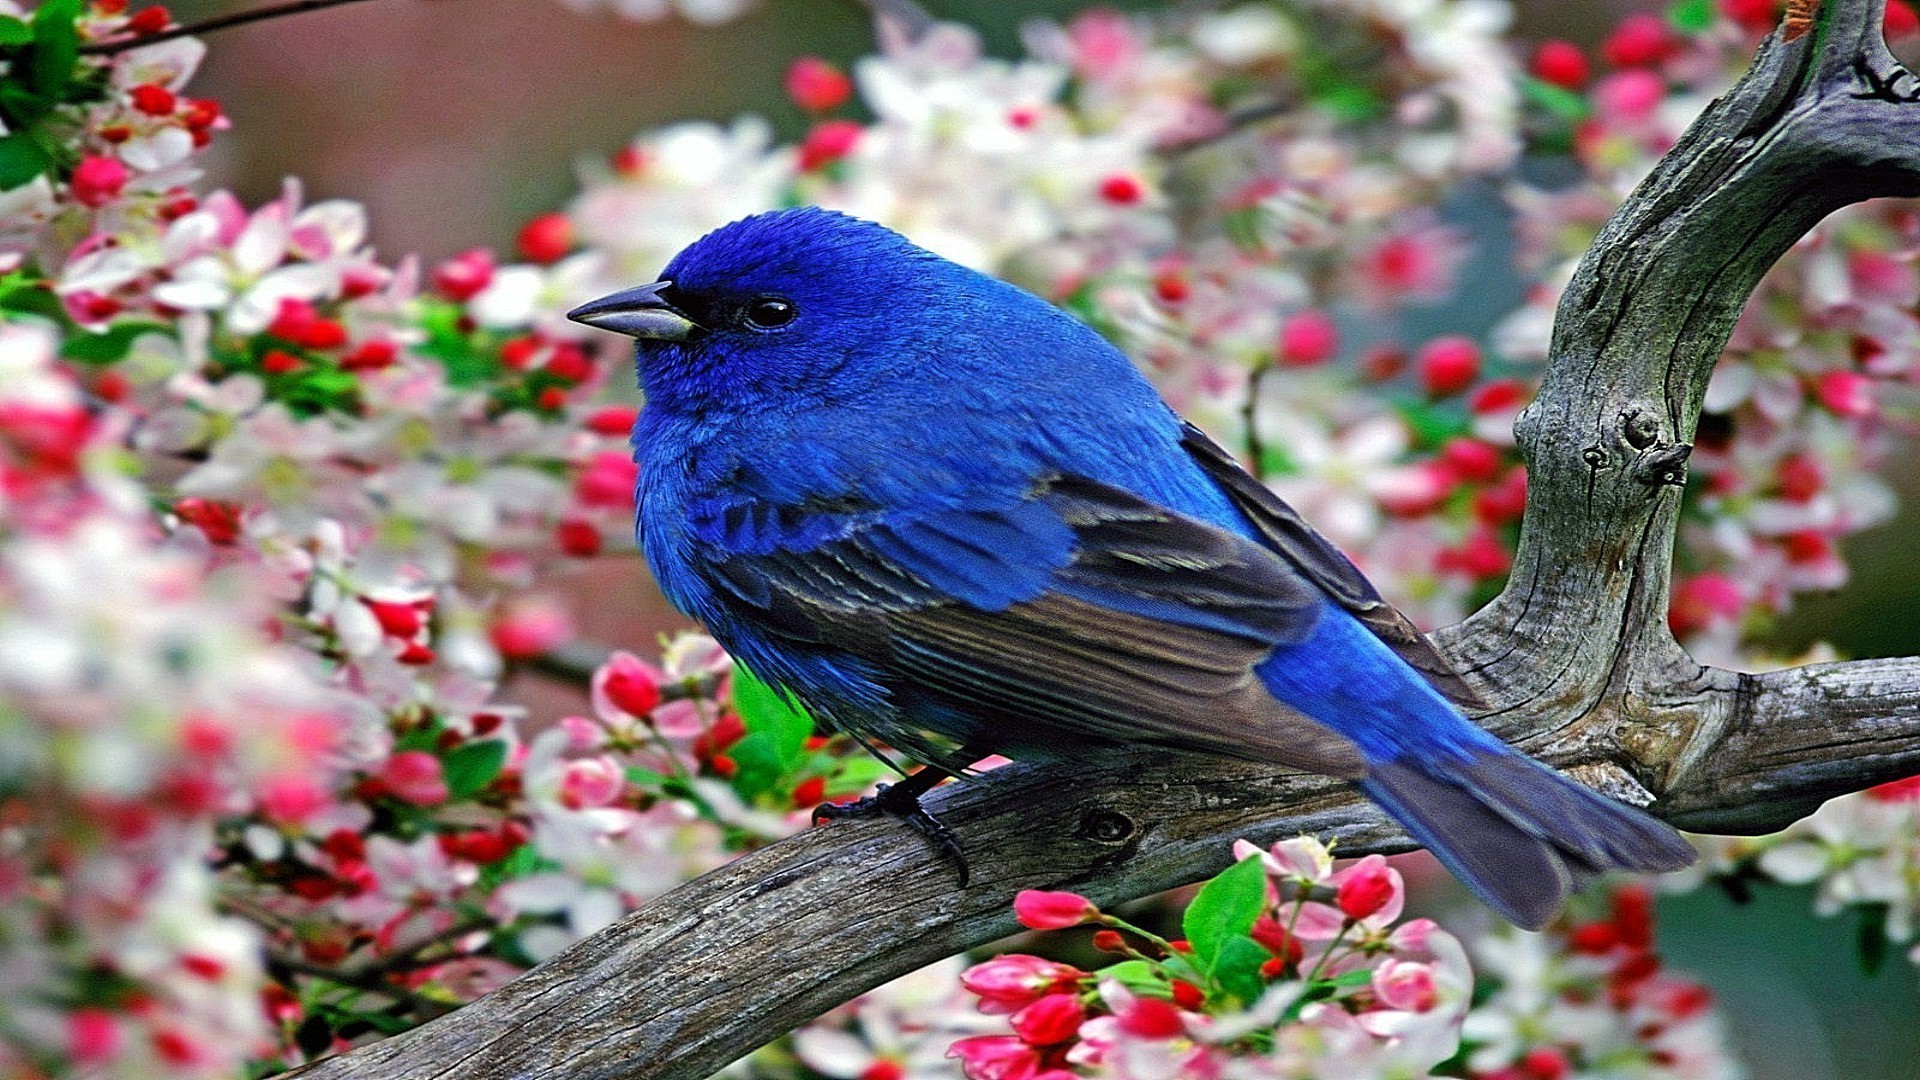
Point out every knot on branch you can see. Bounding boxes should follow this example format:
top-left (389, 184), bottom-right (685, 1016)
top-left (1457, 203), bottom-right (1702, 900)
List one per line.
top-left (1851, 57), bottom-right (1920, 103)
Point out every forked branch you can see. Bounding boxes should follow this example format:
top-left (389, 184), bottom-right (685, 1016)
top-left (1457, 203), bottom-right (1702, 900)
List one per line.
top-left (280, 1), bottom-right (1920, 1076)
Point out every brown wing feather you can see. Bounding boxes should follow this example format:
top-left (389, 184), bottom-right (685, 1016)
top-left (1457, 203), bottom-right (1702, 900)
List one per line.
top-left (1178, 421), bottom-right (1492, 713)
top-left (888, 593), bottom-right (1365, 777)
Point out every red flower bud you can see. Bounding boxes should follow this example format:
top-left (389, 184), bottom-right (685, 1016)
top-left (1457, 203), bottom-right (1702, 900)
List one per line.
top-left (798, 120), bottom-right (863, 171)
top-left (1416, 336), bottom-right (1481, 398)
top-left (516, 212), bottom-right (576, 264)
top-left (786, 56), bottom-right (854, 113)
top-left (128, 84), bottom-right (177, 115)
top-left (1334, 854), bottom-right (1400, 921)
top-left (1531, 40), bottom-right (1590, 90)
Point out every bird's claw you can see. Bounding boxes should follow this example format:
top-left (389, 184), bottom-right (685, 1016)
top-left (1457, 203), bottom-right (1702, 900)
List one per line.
top-left (812, 781), bottom-right (971, 887)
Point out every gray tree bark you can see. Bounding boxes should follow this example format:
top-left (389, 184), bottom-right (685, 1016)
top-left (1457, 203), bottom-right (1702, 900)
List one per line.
top-left (279, 0), bottom-right (1920, 1076)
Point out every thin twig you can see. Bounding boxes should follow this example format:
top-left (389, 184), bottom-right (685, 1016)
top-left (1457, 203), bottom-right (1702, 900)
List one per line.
top-left (79, 0), bottom-right (385, 56)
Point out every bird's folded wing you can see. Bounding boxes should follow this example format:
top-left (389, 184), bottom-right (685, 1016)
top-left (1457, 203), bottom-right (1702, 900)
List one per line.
top-left (1178, 421), bottom-right (1491, 713)
top-left (696, 476), bottom-right (1366, 777)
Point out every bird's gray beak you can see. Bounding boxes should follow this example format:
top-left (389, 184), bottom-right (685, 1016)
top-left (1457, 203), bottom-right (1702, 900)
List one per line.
top-left (566, 281), bottom-right (698, 341)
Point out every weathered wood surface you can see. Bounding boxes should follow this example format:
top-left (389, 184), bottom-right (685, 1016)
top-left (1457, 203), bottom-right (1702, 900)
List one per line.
top-left (279, 1), bottom-right (1920, 1076)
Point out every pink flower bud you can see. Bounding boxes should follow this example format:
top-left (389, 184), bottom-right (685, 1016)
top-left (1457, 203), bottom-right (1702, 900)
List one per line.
top-left (490, 596), bottom-right (573, 659)
top-left (1815, 370), bottom-right (1876, 417)
top-left (1594, 70), bottom-right (1666, 122)
top-left (948, 1035), bottom-right (1040, 1078)
top-left (1416, 337), bottom-right (1481, 398)
top-left (961, 954), bottom-right (1082, 1014)
top-left (575, 451), bottom-right (639, 509)
top-left (432, 248), bottom-right (495, 302)
top-left (66, 1009), bottom-right (121, 1064)
top-left (70, 155), bottom-right (130, 208)
top-left (1098, 173), bottom-right (1145, 205)
top-left (597, 652), bottom-right (663, 717)
top-left (1116, 996), bottom-right (1185, 1039)
top-left (379, 751), bottom-right (449, 806)
top-left (1601, 12), bottom-right (1677, 68)
top-left (257, 773), bottom-right (329, 825)
top-left (1439, 437), bottom-right (1502, 483)
top-left (1012, 889), bottom-right (1096, 930)
top-left (1010, 993), bottom-right (1085, 1046)
top-left (1278, 309), bottom-right (1339, 366)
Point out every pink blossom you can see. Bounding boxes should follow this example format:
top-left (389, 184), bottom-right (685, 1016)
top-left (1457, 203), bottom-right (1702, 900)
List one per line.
top-left (1372, 959), bottom-right (1439, 1012)
top-left (257, 773), bottom-right (330, 825)
top-left (1012, 889), bottom-right (1096, 930)
top-left (560, 757), bottom-right (625, 810)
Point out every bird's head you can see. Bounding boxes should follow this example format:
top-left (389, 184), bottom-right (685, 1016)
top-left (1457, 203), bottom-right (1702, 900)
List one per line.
top-left (568, 207), bottom-right (973, 411)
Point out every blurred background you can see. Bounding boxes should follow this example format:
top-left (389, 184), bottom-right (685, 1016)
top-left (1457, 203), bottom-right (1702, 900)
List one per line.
top-left (164, 0), bottom-right (1920, 1075)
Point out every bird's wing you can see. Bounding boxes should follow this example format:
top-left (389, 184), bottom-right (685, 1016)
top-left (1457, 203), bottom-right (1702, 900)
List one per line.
top-left (1178, 421), bottom-right (1492, 713)
top-left (692, 475), bottom-right (1366, 777)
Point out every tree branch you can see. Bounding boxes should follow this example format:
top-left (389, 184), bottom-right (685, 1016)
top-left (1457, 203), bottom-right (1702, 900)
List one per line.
top-left (276, 0), bottom-right (1920, 1076)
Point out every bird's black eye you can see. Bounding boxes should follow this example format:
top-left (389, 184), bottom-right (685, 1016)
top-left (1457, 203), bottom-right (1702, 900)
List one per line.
top-left (743, 296), bottom-right (797, 330)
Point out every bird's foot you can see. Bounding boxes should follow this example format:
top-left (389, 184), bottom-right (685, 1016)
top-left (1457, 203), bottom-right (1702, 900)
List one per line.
top-left (813, 780), bottom-right (970, 887)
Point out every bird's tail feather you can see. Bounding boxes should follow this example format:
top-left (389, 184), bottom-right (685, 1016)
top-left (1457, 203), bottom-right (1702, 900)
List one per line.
top-left (1357, 751), bottom-right (1696, 930)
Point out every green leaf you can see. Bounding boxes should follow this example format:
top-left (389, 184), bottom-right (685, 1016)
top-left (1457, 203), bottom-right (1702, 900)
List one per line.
top-left (29, 0), bottom-right (81, 101)
top-left (726, 732), bottom-right (788, 798)
top-left (0, 133), bottom-right (52, 191)
top-left (1520, 77), bottom-right (1591, 123)
top-left (0, 80), bottom-right (52, 126)
top-left (1667, 0), bottom-right (1715, 34)
top-left (62, 320), bottom-right (169, 364)
top-left (413, 302), bottom-right (498, 386)
top-left (825, 752), bottom-right (889, 795)
top-left (732, 664), bottom-right (813, 766)
top-left (0, 273), bottom-right (63, 319)
top-left (1182, 854), bottom-right (1269, 970)
top-left (1097, 960), bottom-right (1166, 994)
top-left (0, 15), bottom-right (32, 45)
top-left (442, 739), bottom-right (508, 799)
top-left (723, 663), bottom-right (818, 797)
top-left (1393, 396), bottom-right (1471, 450)
top-left (1212, 934), bottom-right (1271, 1007)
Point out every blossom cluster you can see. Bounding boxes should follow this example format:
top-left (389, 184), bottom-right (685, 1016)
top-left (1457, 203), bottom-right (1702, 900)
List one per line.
top-left (889, 841), bottom-right (1739, 1080)
top-left (1678, 776), bottom-right (1920, 971)
top-left (946, 838), bottom-right (1474, 1080)
top-left (1463, 885), bottom-right (1737, 1080)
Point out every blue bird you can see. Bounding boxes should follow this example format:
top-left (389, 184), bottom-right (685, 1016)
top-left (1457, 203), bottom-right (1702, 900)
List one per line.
top-left (567, 207), bottom-right (1695, 929)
